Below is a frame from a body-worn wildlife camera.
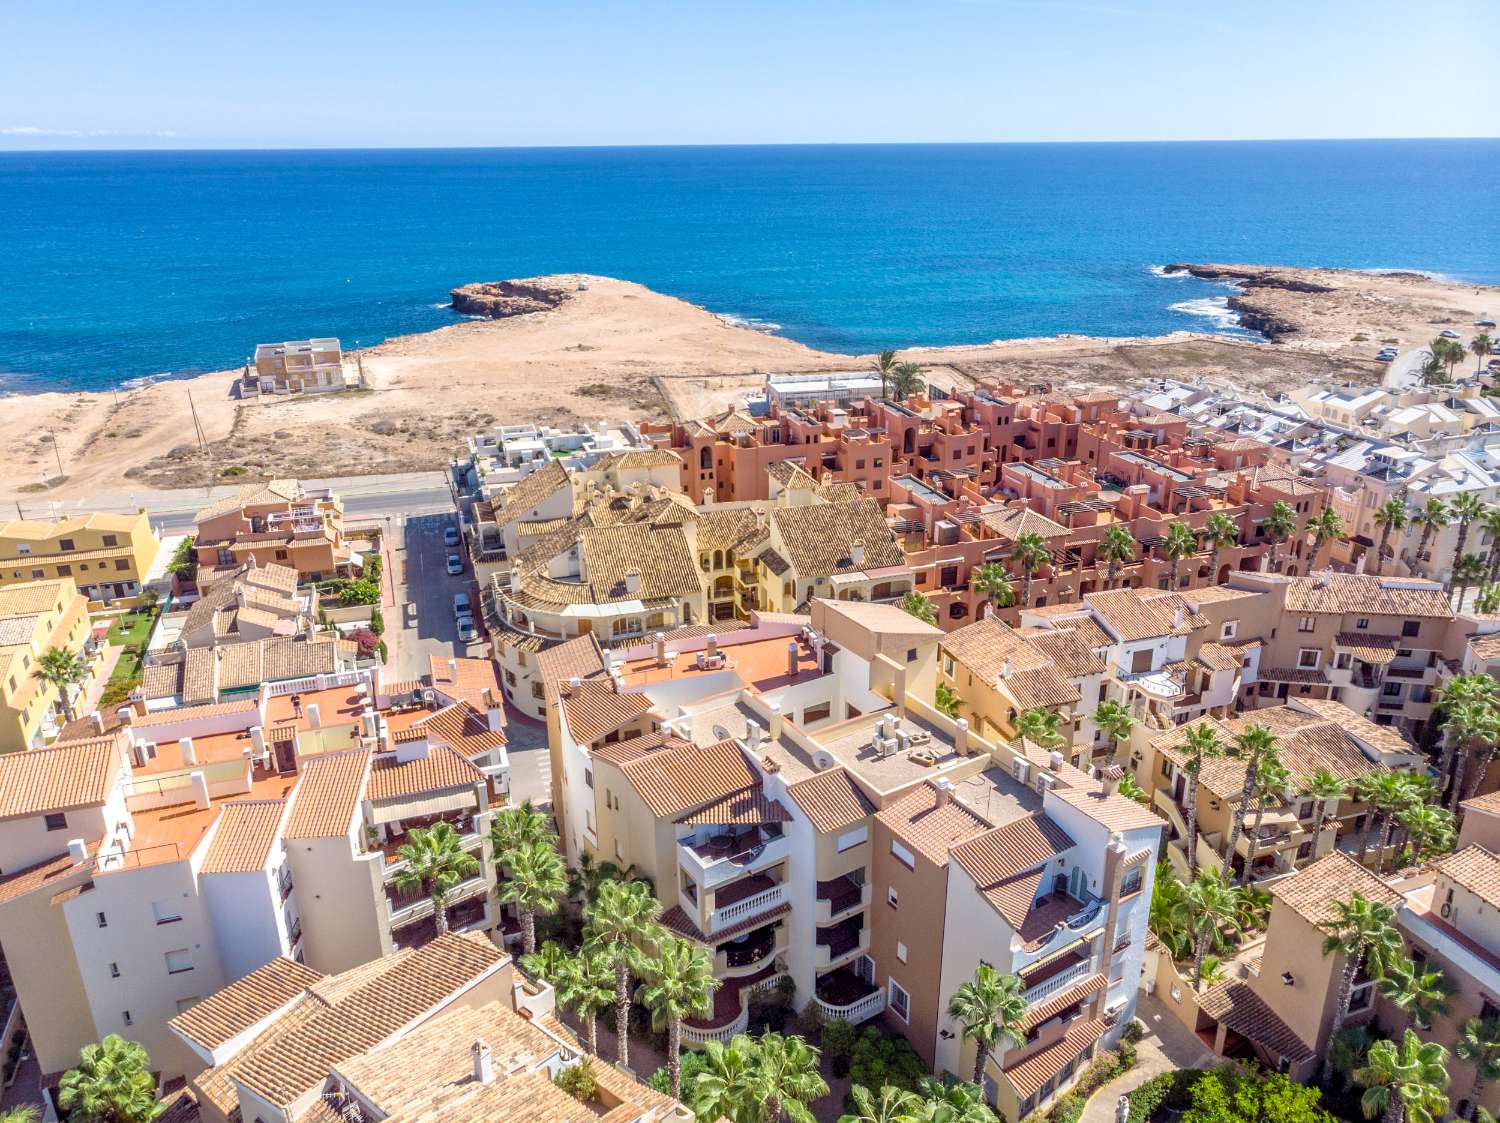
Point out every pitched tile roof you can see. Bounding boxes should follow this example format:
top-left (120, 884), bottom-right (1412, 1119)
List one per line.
top-left (169, 957), bottom-right (323, 1049)
top-left (427, 655), bottom-right (503, 712)
top-left (0, 842), bottom-right (97, 905)
top-left (1334, 632), bottom-right (1401, 664)
top-left (200, 800), bottom-right (288, 874)
top-left (1006, 665), bottom-right (1083, 710)
top-left (1086, 587), bottom-right (1191, 642)
top-left (284, 750), bottom-right (370, 839)
top-left (951, 813), bottom-right (1074, 887)
top-left (492, 460), bottom-right (570, 523)
top-left (676, 785), bottom-right (791, 826)
top-left (877, 782), bottom-right (992, 864)
top-left (1284, 572), bottom-right (1453, 618)
top-left (533, 632), bottom-right (608, 687)
top-left (1003, 1017), bottom-right (1107, 1097)
top-left (771, 499), bottom-right (905, 578)
top-left (617, 739), bottom-right (756, 818)
top-left (577, 522), bottom-right (702, 602)
top-left (1436, 845), bottom-right (1500, 909)
top-left (194, 479), bottom-right (302, 522)
top-left (0, 579), bottom-right (73, 617)
top-left (661, 901), bottom-right (792, 945)
top-left (1462, 789), bottom-right (1500, 819)
top-left (413, 702), bottom-right (507, 756)
top-left (0, 737), bottom-right (121, 820)
top-left (1019, 625), bottom-right (1108, 678)
top-left (231, 933), bottom-right (505, 1106)
top-left (1198, 980), bottom-right (1314, 1062)
top-left (1195, 641), bottom-right (1246, 673)
top-left (784, 766), bottom-right (876, 833)
top-left (1050, 785), bottom-right (1168, 833)
top-left (1270, 850), bottom-right (1403, 927)
top-left (560, 680), bottom-right (655, 745)
top-left (590, 730), bottom-right (682, 766)
top-left (980, 506), bottom-right (1071, 542)
top-left (942, 617), bottom-right (1047, 684)
top-left (367, 745), bottom-right (483, 802)
top-left (1019, 973), bottom-right (1107, 1031)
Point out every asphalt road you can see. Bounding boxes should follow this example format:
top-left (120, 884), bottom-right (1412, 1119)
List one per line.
top-left (1383, 345), bottom-right (1434, 391)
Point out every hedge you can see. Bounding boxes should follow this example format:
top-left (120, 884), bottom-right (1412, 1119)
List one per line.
top-left (1125, 1068), bottom-right (1211, 1123)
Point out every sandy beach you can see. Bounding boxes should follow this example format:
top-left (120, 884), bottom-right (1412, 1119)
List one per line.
top-left (1, 265), bottom-right (1495, 505)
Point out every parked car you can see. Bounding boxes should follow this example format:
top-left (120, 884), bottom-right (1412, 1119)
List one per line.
top-left (453, 591), bottom-right (471, 619)
top-left (456, 616), bottom-right (478, 643)
top-left (443, 525), bottom-right (461, 547)
top-left (1375, 347), bottom-right (1398, 361)
top-left (1441, 329), bottom-right (1462, 339)
top-left (446, 552), bottom-right (464, 575)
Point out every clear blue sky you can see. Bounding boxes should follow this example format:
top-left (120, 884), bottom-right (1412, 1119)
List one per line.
top-left (3, 0), bottom-right (1495, 149)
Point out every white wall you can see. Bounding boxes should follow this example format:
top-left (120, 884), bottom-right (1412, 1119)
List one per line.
top-left (0, 803), bottom-right (111, 874)
top-left (202, 867), bottom-right (285, 981)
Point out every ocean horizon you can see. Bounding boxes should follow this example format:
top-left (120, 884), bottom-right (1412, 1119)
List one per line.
top-left (2, 138), bottom-right (1497, 393)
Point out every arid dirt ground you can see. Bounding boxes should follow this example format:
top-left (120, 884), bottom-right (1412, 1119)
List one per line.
top-left (1, 265), bottom-right (1494, 502)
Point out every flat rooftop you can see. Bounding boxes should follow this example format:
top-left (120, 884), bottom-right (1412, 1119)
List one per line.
top-left (807, 710), bottom-right (962, 795)
top-left (620, 635), bottom-right (822, 694)
top-left (952, 766), bottom-right (1043, 827)
top-left (263, 683), bottom-right (368, 731)
top-left (106, 773), bottom-right (297, 872)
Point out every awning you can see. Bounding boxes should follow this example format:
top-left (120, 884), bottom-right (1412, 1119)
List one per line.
top-left (370, 788), bottom-right (476, 825)
top-left (1254, 808), bottom-right (1301, 829)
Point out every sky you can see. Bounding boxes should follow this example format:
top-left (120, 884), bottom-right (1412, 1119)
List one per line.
top-left (2, 0), bottom-right (1495, 149)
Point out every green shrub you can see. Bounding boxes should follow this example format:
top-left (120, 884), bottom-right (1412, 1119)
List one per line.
top-left (1047, 1049), bottom-right (1132, 1123)
top-left (845, 1026), bottom-right (928, 1109)
top-left (369, 606), bottom-right (385, 635)
top-left (1121, 1019), bottom-right (1146, 1045)
top-left (822, 1018), bottom-right (858, 1078)
top-left (648, 1049), bottom-right (708, 1095)
top-left (336, 578), bottom-right (381, 607)
top-left (554, 1060), bottom-right (597, 1103)
top-left (1126, 1069), bottom-right (1209, 1123)
top-left (365, 551), bottom-right (383, 584)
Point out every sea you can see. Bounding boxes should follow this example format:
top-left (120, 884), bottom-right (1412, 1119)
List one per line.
top-left (1, 139), bottom-right (1498, 393)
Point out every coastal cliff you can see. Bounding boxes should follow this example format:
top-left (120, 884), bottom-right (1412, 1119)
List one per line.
top-left (450, 279), bottom-right (569, 318)
top-left (1162, 263), bottom-right (1339, 342)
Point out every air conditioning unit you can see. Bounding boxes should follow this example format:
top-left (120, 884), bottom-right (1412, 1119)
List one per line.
top-left (1036, 774), bottom-right (1056, 794)
top-left (1012, 758), bottom-right (1030, 783)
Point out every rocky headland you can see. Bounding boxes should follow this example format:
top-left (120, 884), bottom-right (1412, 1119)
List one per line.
top-left (449, 279), bottom-right (570, 318)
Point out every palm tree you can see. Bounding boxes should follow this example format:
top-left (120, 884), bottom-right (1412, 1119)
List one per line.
top-left (872, 350), bottom-right (898, 402)
top-left (947, 964), bottom-right (1027, 1085)
top-left (1434, 336), bottom-right (1467, 380)
top-left (1097, 524), bottom-right (1137, 589)
top-left (969, 561), bottom-right (1015, 617)
top-left (1474, 333), bottom-right (1496, 374)
top-left (935, 682), bottom-right (963, 719)
top-left (838, 1085), bottom-right (919, 1123)
top-left (1373, 499), bottom-right (1409, 576)
top-left (898, 591), bottom-right (937, 626)
top-left (1180, 722), bottom-right (1225, 876)
top-left (635, 936), bottom-right (718, 1099)
top-left (496, 837), bottom-right (567, 955)
top-left (1014, 706), bottom-right (1063, 748)
top-left (1374, 773), bottom-right (1426, 875)
top-left (1436, 674), bottom-right (1500, 804)
top-left (753, 1032), bottom-right (829, 1123)
top-left (1448, 700), bottom-right (1500, 812)
top-left (1480, 583), bottom-right (1500, 614)
top-left (521, 938), bottom-right (569, 983)
top-left (1261, 500), bottom-right (1298, 572)
top-left (1354, 1028), bottom-right (1450, 1123)
top-left (1411, 499), bottom-right (1450, 569)
top-left (1238, 752), bottom-right (1290, 887)
top-left (1354, 770), bottom-right (1413, 870)
top-left (1183, 871), bottom-right (1242, 987)
top-left (1303, 767), bottom-right (1345, 813)
top-left (1453, 553), bottom-right (1487, 610)
top-left (554, 949), bottom-right (614, 1056)
top-left (1319, 892), bottom-right (1404, 1084)
top-left (1117, 772), bottom-right (1149, 805)
top-left (1456, 1017), bottom-right (1500, 1112)
top-left (1378, 956), bottom-right (1454, 1032)
top-left (1149, 862), bottom-right (1193, 960)
top-left (1010, 531), bottom-right (1051, 608)
top-left (1331, 1026), bottom-right (1378, 1091)
top-left (583, 878), bottom-right (662, 1068)
top-left (57, 1035), bottom-right (164, 1123)
top-left (1162, 522), bottom-right (1196, 589)
top-left (1220, 724), bottom-right (1277, 885)
top-left (1452, 493), bottom-right (1487, 587)
top-left (1482, 508), bottom-right (1500, 584)
top-left (1093, 699), bottom-right (1134, 754)
top-left (32, 646), bottom-right (88, 724)
top-left (491, 800), bottom-right (555, 854)
top-left (1397, 802), bottom-right (1454, 867)
top-left (909, 1079), bottom-right (994, 1123)
top-left (1422, 352), bottom-right (1450, 386)
top-left (689, 1034), bottom-right (759, 1123)
top-left (1, 1107), bottom-right (40, 1123)
top-left (1308, 506), bottom-right (1347, 570)
top-left (889, 361), bottom-right (926, 401)
top-left (391, 821), bottom-right (480, 936)
top-left (1201, 512), bottom-right (1240, 585)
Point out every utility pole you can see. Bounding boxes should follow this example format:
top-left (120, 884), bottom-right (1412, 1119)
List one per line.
top-left (47, 428), bottom-right (64, 479)
top-left (186, 388), bottom-right (208, 453)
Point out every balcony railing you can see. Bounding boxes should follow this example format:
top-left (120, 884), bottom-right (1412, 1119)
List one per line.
top-left (710, 882), bottom-right (786, 935)
top-left (813, 986), bottom-right (886, 1026)
top-left (682, 1005), bottom-right (749, 1046)
top-left (680, 829), bottom-right (789, 891)
top-left (388, 874), bottom-right (488, 927)
top-left (816, 878), bottom-right (871, 924)
top-left (1023, 960), bottom-right (1094, 1005)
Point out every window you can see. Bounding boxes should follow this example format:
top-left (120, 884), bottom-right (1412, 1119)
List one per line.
top-left (942, 655), bottom-right (955, 677)
top-left (887, 978), bottom-right (911, 1022)
top-left (1356, 617), bottom-right (1370, 630)
top-left (122, 1011), bottom-right (133, 1027)
top-left (14, 544), bottom-right (28, 555)
top-left (96, 912), bottom-right (108, 928)
top-left (115, 559), bottom-right (130, 571)
top-left (275, 549), bottom-right (289, 561)
top-left (1220, 621), bottom-right (1238, 640)
top-left (802, 701), bottom-right (832, 724)
top-left (1335, 652), bottom-right (1352, 669)
top-left (175, 997), bottom-right (201, 1015)
top-left (44, 812), bottom-right (67, 831)
top-left (837, 825), bottom-right (869, 852)
top-left (109, 963), bottom-right (120, 978)
top-left (102, 534), bottom-right (118, 547)
top-left (1297, 616), bottom-right (1315, 633)
top-left (584, 768), bottom-right (594, 790)
top-left (887, 887), bottom-right (899, 908)
top-left (890, 838), bottom-right (915, 868)
top-left (1120, 867), bottom-right (1143, 896)
top-left (59, 538), bottom-right (75, 551)
top-left (906, 648), bottom-right (918, 663)
top-left (29, 569), bottom-right (42, 580)
top-left (897, 941), bottom-right (908, 963)
top-left (165, 949), bottom-right (194, 975)
top-left (56, 564), bottom-right (71, 576)
top-left (1296, 649), bottom-right (1320, 670)
top-left (151, 900), bottom-right (183, 925)
top-left (1402, 620), bottom-right (1420, 638)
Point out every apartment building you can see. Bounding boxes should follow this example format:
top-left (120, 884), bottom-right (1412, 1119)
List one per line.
top-left (193, 481), bottom-right (351, 582)
top-left (160, 932), bottom-right (687, 1123)
top-left (0, 578), bottom-right (94, 753)
top-left (142, 633), bottom-right (359, 709)
top-left (0, 510), bottom-right (161, 608)
top-left (177, 561), bottom-right (306, 649)
top-left (538, 595), bottom-right (1161, 1117)
top-left (0, 658), bottom-right (509, 1082)
top-left (246, 338), bottom-right (350, 395)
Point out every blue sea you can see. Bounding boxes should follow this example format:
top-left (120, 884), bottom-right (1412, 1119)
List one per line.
top-left (2, 139), bottom-right (1497, 393)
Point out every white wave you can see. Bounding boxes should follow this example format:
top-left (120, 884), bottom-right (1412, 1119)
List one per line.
top-left (718, 312), bottom-right (782, 334)
top-left (1150, 265), bottom-right (1188, 279)
top-left (1170, 296), bottom-right (1245, 331)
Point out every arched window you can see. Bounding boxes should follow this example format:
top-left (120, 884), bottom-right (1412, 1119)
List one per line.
top-left (700, 446), bottom-right (712, 470)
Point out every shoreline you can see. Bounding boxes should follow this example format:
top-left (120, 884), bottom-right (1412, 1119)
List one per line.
top-left (0, 263), bottom-right (1494, 504)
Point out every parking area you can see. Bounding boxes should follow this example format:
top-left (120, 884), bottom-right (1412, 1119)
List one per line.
top-left (390, 511), bottom-right (486, 681)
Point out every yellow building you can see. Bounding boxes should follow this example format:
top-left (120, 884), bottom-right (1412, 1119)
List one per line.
top-left (0, 579), bottom-right (93, 753)
top-left (0, 510), bottom-right (160, 608)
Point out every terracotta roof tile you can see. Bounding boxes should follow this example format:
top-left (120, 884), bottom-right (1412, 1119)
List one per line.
top-left (413, 702), bottom-right (507, 756)
top-left (876, 782), bottom-right (992, 864)
top-left (618, 739), bottom-right (756, 818)
top-left (200, 800), bottom-right (288, 874)
top-left (784, 766), bottom-right (875, 833)
top-left (1436, 845), bottom-right (1500, 909)
top-left (169, 957), bottom-right (323, 1050)
top-left (284, 750), bottom-right (370, 839)
top-left (1003, 1017), bottom-right (1107, 1097)
top-left (771, 499), bottom-right (905, 578)
top-left (1050, 784), bottom-right (1168, 833)
top-left (561, 680), bottom-right (655, 745)
top-left (1086, 588), bottom-right (1191, 642)
top-left (1195, 642), bottom-right (1246, 673)
top-left (951, 813), bottom-right (1074, 886)
top-left (1284, 572), bottom-right (1453, 618)
top-left (1269, 850), bottom-right (1402, 927)
top-left (1334, 632), bottom-right (1401, 664)
top-left (676, 785), bottom-right (791, 826)
top-left (368, 745), bottom-right (483, 802)
top-left (942, 617), bottom-right (1048, 683)
top-left (0, 737), bottom-right (121, 820)
top-left (980, 506), bottom-right (1071, 542)
top-left (590, 730), bottom-right (681, 766)
top-left (1020, 973), bottom-right (1107, 1031)
top-left (427, 656), bottom-right (503, 713)
top-left (1198, 980), bottom-right (1314, 1062)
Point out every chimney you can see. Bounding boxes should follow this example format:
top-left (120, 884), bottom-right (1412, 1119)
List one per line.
top-left (624, 568), bottom-right (642, 595)
top-left (179, 737), bottom-right (197, 766)
top-left (565, 675), bottom-right (581, 698)
top-left (1101, 763), bottom-right (1124, 797)
top-left (654, 631), bottom-right (668, 666)
top-left (306, 702), bottom-right (322, 729)
top-left (91, 712), bottom-right (105, 736)
top-left (361, 706), bottom-right (379, 740)
top-left (787, 640), bottom-right (800, 677)
top-left (935, 778), bottom-right (955, 808)
top-left (1174, 604), bottom-right (1185, 629)
top-left (954, 717), bottom-right (969, 755)
top-left (745, 721), bottom-right (763, 751)
top-left (768, 702), bottom-right (784, 740)
top-left (447, 657), bottom-right (458, 679)
top-left (850, 540), bottom-right (867, 568)
top-left (116, 707), bottom-right (134, 727)
top-left (470, 1040), bottom-right (494, 1084)
top-left (999, 660), bottom-right (1012, 680)
top-left (1049, 750), bottom-right (1064, 772)
top-left (1355, 550), bottom-right (1368, 575)
top-left (67, 838), bottom-right (89, 865)
top-left (190, 770), bottom-right (210, 810)
top-left (706, 633), bottom-right (719, 658)
top-left (484, 689), bottom-right (503, 733)
top-left (250, 725), bottom-right (266, 756)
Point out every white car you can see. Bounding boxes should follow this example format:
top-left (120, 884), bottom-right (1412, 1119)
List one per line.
top-left (446, 552), bottom-right (464, 575)
top-left (443, 525), bottom-right (461, 547)
top-left (1441, 330), bottom-right (1461, 340)
top-left (453, 591), bottom-right (471, 620)
top-left (1375, 348), bottom-right (1398, 361)
top-left (456, 616), bottom-right (478, 643)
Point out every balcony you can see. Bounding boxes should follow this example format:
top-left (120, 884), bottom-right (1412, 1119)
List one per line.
top-left (813, 968), bottom-right (885, 1025)
top-left (377, 812), bottom-right (483, 876)
top-left (390, 894), bottom-right (489, 950)
top-left (715, 922), bottom-right (785, 978)
top-left (679, 825), bottom-right (789, 891)
top-left (683, 965), bottom-right (783, 1047)
top-left (1023, 958), bottom-right (1094, 1005)
top-left (387, 874), bottom-right (489, 928)
top-left (1118, 667), bottom-right (1186, 700)
top-left (708, 875), bottom-right (787, 936)
top-left (816, 875), bottom-right (871, 924)
top-left (816, 916), bottom-right (870, 969)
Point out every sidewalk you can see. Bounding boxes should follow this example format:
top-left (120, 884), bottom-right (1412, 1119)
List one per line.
top-left (1077, 995), bottom-right (1216, 1123)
